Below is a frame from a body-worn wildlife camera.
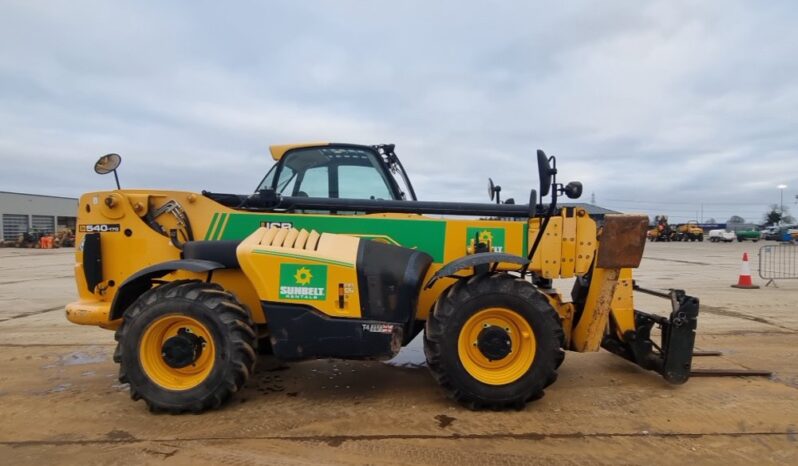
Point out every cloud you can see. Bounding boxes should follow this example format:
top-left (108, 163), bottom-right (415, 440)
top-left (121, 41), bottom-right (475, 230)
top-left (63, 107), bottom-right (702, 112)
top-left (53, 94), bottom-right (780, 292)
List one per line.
top-left (0, 0), bottom-right (796, 224)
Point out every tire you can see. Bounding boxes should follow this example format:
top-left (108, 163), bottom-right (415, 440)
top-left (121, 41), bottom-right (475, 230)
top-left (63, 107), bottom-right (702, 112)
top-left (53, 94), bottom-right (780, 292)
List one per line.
top-left (114, 280), bottom-right (256, 413)
top-left (424, 273), bottom-right (564, 410)
top-left (699, 235), bottom-right (704, 242)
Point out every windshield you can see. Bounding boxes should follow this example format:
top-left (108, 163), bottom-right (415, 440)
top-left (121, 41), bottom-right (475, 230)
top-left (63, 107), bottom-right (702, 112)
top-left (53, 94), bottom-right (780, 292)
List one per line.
top-left (256, 165), bottom-right (277, 192)
top-left (257, 146), bottom-right (400, 200)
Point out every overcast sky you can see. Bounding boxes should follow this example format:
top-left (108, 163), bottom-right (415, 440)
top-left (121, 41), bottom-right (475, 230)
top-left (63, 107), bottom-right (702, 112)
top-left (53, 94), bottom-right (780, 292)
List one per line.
top-left (1, 1), bottom-right (797, 223)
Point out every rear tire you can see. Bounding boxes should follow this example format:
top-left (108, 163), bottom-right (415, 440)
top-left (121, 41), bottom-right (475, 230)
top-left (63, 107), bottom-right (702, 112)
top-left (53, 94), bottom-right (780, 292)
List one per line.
top-left (424, 274), bottom-right (563, 410)
top-left (114, 280), bottom-right (256, 413)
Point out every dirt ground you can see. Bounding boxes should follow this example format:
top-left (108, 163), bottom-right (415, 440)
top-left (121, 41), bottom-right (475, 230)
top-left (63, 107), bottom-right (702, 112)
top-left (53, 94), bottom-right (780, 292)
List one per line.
top-left (0, 241), bottom-right (796, 465)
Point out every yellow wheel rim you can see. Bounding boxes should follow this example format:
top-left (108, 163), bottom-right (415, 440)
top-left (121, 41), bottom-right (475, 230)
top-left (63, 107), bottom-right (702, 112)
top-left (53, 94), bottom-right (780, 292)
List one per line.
top-left (457, 307), bottom-right (536, 385)
top-left (139, 315), bottom-right (215, 391)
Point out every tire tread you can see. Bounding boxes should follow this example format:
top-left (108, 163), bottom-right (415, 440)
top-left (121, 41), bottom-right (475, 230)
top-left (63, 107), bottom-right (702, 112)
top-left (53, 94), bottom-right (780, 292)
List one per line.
top-left (424, 273), bottom-right (564, 410)
top-left (114, 280), bottom-right (256, 414)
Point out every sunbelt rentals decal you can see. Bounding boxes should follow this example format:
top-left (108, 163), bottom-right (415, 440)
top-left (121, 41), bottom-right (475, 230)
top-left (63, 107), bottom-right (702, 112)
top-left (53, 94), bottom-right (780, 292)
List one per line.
top-left (279, 264), bottom-right (327, 301)
top-left (466, 227), bottom-right (506, 252)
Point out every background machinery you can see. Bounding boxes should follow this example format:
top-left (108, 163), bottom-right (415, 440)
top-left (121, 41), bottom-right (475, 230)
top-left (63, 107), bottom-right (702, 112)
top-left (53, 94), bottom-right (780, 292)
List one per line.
top-left (647, 215), bottom-right (676, 242)
top-left (675, 221), bottom-right (705, 242)
top-left (66, 143), bottom-right (700, 413)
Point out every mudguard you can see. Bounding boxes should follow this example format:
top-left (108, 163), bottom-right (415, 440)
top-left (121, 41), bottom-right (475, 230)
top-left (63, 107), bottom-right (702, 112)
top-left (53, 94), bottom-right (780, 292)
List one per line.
top-left (425, 252), bottom-right (529, 289)
top-left (109, 259), bottom-right (226, 320)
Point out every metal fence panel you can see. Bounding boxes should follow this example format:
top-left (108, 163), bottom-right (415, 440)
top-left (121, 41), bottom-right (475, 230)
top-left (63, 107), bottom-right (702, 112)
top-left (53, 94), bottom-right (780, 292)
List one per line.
top-left (758, 244), bottom-right (798, 287)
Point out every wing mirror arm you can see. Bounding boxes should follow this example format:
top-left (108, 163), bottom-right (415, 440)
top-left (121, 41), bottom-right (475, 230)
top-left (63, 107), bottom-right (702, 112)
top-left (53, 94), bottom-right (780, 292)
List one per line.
top-left (521, 150), bottom-right (561, 276)
top-left (94, 153), bottom-right (122, 190)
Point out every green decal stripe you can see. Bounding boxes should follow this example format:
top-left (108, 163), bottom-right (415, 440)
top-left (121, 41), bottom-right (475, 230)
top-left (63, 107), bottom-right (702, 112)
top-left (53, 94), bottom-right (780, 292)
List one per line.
top-left (220, 213), bottom-right (448, 262)
top-left (204, 213), bottom-right (220, 240)
top-left (253, 249), bottom-right (354, 268)
top-left (211, 213), bottom-right (227, 240)
top-left (522, 222), bottom-right (529, 256)
top-left (216, 213), bottom-right (230, 240)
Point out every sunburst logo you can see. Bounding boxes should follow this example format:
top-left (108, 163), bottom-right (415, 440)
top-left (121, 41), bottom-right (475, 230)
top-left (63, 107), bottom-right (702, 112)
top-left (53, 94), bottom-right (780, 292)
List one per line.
top-left (466, 227), bottom-right (506, 253)
top-left (478, 230), bottom-right (494, 244)
top-left (280, 264), bottom-right (327, 301)
top-left (294, 267), bottom-right (313, 285)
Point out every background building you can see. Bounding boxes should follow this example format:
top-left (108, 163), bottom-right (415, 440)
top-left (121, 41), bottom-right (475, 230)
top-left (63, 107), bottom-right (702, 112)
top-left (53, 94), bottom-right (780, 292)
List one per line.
top-left (0, 191), bottom-right (78, 242)
top-left (565, 203), bottom-right (621, 222)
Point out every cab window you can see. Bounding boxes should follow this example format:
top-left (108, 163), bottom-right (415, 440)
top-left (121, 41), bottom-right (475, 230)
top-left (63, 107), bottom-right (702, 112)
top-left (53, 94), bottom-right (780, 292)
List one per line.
top-left (338, 165), bottom-right (393, 199)
top-left (266, 146), bottom-right (399, 200)
top-left (297, 166), bottom-right (329, 197)
top-left (275, 166), bottom-right (296, 194)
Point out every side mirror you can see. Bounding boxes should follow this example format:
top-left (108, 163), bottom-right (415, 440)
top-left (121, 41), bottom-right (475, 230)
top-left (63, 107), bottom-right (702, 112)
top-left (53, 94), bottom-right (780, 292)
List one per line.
top-left (564, 181), bottom-right (583, 199)
top-left (94, 153), bottom-right (122, 189)
top-left (94, 153), bottom-right (121, 174)
top-left (488, 178), bottom-right (501, 204)
top-left (537, 150), bottom-right (554, 197)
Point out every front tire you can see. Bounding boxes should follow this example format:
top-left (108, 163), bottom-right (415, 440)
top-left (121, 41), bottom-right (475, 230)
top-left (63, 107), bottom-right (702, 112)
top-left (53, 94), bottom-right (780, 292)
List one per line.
top-left (424, 274), bottom-right (563, 410)
top-left (114, 280), bottom-right (256, 413)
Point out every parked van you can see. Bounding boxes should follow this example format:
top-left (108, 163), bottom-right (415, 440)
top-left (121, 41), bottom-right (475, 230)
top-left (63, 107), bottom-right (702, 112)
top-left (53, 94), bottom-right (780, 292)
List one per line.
top-left (708, 229), bottom-right (735, 242)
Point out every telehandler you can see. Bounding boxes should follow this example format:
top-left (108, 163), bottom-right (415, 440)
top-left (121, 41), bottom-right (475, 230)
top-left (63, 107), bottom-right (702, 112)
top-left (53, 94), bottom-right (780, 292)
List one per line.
top-left (66, 143), bottom-right (699, 413)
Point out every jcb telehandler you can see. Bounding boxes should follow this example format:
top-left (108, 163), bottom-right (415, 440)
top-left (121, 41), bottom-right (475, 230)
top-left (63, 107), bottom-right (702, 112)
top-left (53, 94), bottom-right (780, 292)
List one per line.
top-left (66, 143), bottom-right (699, 413)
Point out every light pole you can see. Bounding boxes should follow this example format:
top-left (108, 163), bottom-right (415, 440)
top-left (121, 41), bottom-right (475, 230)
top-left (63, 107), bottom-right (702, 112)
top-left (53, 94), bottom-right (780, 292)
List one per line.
top-left (777, 184), bottom-right (787, 224)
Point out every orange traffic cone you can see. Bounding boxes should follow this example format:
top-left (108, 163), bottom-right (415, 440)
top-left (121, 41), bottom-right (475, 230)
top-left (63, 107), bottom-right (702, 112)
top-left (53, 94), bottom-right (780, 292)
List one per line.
top-left (731, 252), bottom-right (759, 289)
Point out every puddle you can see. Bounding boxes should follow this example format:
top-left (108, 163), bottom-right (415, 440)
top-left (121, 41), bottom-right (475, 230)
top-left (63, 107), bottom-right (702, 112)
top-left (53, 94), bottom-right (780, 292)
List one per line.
top-left (384, 332), bottom-right (427, 368)
top-left (435, 414), bottom-right (456, 428)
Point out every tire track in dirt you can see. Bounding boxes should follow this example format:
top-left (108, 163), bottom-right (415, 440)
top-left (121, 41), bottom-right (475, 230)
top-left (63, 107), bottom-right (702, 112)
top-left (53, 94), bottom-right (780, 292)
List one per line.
top-left (0, 306), bottom-right (63, 323)
top-left (643, 257), bottom-right (712, 266)
top-left (0, 343), bottom-right (115, 348)
top-left (2, 430), bottom-right (794, 448)
top-left (0, 275), bottom-right (72, 285)
top-left (700, 305), bottom-right (797, 332)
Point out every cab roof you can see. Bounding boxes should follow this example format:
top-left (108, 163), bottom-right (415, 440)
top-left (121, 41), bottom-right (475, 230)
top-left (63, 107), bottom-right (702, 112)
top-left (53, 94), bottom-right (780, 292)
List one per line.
top-left (268, 142), bottom-right (329, 161)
